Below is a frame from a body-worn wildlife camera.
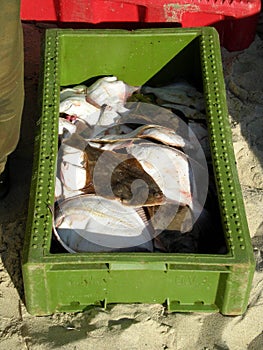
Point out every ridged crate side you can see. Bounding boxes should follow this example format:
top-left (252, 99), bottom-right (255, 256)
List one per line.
top-left (23, 29), bottom-right (60, 264)
top-left (199, 27), bottom-right (255, 266)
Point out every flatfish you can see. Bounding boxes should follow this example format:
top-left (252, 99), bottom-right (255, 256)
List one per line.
top-left (141, 80), bottom-right (205, 112)
top-left (60, 84), bottom-right (88, 102)
top-left (92, 124), bottom-right (190, 149)
top-left (84, 144), bottom-right (166, 207)
top-left (59, 94), bottom-right (101, 125)
top-left (119, 102), bottom-right (188, 134)
top-left (126, 141), bottom-right (193, 208)
top-left (54, 194), bottom-right (153, 252)
top-left (86, 76), bottom-right (139, 113)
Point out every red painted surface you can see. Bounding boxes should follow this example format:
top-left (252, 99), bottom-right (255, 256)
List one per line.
top-left (20, 0), bottom-right (261, 51)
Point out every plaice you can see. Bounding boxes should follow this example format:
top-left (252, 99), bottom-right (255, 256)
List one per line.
top-left (86, 76), bottom-right (140, 112)
top-left (141, 80), bottom-right (205, 112)
top-left (125, 140), bottom-right (205, 221)
top-left (54, 194), bottom-right (153, 252)
top-left (60, 84), bottom-right (88, 102)
top-left (126, 141), bottom-right (191, 204)
top-left (160, 103), bottom-right (206, 120)
top-left (85, 144), bottom-right (166, 207)
top-left (58, 133), bottom-right (89, 197)
top-left (59, 94), bottom-right (101, 125)
top-left (58, 117), bottom-right (77, 136)
top-left (119, 102), bottom-right (187, 132)
top-left (91, 123), bottom-right (191, 149)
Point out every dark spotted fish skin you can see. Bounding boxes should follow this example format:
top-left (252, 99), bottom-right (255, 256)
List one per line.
top-left (83, 144), bottom-right (166, 207)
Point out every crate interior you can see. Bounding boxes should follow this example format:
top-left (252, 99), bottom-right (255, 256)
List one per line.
top-left (48, 30), bottom-right (228, 255)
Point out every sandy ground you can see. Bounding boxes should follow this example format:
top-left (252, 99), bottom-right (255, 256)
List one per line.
top-left (0, 20), bottom-right (263, 350)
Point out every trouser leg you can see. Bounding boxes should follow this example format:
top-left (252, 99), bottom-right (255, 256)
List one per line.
top-left (0, 1), bottom-right (24, 174)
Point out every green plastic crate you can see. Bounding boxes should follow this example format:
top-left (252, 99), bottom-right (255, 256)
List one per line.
top-left (22, 27), bottom-right (255, 316)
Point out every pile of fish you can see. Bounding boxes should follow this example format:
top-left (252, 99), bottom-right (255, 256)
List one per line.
top-left (53, 76), bottom-right (219, 254)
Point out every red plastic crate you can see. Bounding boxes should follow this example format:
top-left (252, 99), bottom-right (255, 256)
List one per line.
top-left (21, 0), bottom-right (261, 51)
